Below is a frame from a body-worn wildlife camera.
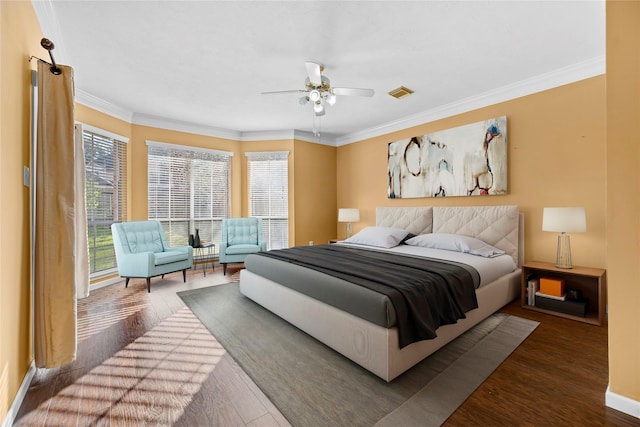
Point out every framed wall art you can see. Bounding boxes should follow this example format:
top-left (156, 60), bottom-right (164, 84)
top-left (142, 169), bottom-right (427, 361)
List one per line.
top-left (388, 116), bottom-right (507, 198)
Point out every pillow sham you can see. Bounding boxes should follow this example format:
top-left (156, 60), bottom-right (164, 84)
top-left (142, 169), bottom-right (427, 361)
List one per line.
top-left (342, 226), bottom-right (411, 249)
top-left (405, 233), bottom-right (506, 258)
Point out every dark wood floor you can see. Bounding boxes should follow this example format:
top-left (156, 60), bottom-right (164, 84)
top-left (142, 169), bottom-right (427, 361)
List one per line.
top-left (14, 265), bottom-right (640, 426)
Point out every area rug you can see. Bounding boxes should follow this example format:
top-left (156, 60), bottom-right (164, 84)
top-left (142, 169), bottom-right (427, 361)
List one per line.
top-left (178, 283), bottom-right (538, 427)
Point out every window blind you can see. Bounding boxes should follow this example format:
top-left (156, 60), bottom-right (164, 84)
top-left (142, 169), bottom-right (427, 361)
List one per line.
top-left (247, 151), bottom-right (289, 250)
top-left (83, 128), bottom-right (127, 276)
top-left (148, 142), bottom-right (231, 249)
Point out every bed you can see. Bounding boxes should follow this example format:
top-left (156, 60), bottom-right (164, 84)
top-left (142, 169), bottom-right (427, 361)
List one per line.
top-left (239, 205), bottom-right (523, 381)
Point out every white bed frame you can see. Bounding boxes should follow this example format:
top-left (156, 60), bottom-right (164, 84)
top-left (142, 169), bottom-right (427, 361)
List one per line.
top-left (240, 205), bottom-right (523, 382)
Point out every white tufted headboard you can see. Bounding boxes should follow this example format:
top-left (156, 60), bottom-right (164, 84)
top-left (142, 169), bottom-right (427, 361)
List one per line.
top-left (376, 206), bottom-right (433, 235)
top-left (376, 205), bottom-right (523, 266)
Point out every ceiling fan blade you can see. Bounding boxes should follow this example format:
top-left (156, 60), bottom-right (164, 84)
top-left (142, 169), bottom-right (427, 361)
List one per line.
top-left (333, 87), bottom-right (375, 97)
top-left (305, 62), bottom-right (322, 86)
top-left (261, 90), bottom-right (305, 95)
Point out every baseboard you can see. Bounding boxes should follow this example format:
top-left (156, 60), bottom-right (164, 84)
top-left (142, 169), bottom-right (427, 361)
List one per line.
top-left (606, 385), bottom-right (640, 419)
top-left (1, 361), bottom-right (36, 427)
top-left (90, 275), bottom-right (122, 291)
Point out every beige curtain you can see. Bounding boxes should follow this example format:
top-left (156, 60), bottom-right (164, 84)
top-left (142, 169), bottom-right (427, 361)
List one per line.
top-left (34, 61), bottom-right (77, 368)
top-left (74, 124), bottom-right (90, 299)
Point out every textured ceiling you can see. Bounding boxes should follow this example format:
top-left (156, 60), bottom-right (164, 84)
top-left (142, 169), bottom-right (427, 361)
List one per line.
top-left (34, 1), bottom-right (606, 144)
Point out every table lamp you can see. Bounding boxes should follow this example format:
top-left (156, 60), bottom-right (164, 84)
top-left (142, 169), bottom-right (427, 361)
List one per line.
top-left (338, 208), bottom-right (360, 238)
top-left (542, 207), bottom-right (586, 269)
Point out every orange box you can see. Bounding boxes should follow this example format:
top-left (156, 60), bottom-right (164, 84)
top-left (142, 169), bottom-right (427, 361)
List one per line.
top-left (539, 277), bottom-right (565, 297)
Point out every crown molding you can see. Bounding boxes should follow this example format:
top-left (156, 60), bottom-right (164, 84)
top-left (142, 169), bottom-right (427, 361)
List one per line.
top-left (239, 130), bottom-right (295, 141)
top-left (132, 113), bottom-right (241, 141)
top-left (75, 89), bottom-right (134, 123)
top-left (292, 130), bottom-right (337, 146)
top-left (31, 0), bottom-right (69, 64)
top-left (74, 55), bottom-right (604, 148)
top-left (335, 55), bottom-right (606, 146)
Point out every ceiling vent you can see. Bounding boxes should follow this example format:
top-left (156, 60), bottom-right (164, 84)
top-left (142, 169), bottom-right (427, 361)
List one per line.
top-left (388, 86), bottom-right (414, 99)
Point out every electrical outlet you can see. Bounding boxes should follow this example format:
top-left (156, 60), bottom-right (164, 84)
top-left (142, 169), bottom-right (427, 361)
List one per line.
top-left (308, 241), bottom-right (314, 246)
top-left (23, 166), bottom-right (30, 187)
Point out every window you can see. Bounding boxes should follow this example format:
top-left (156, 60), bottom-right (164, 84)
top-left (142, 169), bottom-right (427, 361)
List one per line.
top-left (82, 126), bottom-right (128, 276)
top-left (147, 141), bottom-right (232, 249)
top-left (246, 151), bottom-right (289, 250)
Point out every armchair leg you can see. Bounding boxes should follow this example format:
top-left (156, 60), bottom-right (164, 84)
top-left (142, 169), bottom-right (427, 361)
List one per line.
top-left (125, 277), bottom-right (130, 288)
top-left (223, 263), bottom-right (227, 275)
top-left (182, 269), bottom-right (187, 282)
top-left (147, 277), bottom-right (151, 293)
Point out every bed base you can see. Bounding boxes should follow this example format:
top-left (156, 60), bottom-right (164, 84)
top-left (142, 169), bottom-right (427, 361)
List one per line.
top-left (239, 268), bottom-right (521, 382)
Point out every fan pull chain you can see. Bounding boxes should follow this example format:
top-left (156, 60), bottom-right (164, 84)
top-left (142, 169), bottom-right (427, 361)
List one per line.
top-left (312, 109), bottom-right (321, 137)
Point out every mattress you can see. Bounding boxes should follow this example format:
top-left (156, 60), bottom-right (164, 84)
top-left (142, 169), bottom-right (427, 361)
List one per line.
top-left (243, 243), bottom-right (516, 330)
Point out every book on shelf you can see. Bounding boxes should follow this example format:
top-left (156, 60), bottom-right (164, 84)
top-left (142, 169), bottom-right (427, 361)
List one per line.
top-left (527, 278), bottom-right (540, 306)
top-left (535, 291), bottom-right (567, 301)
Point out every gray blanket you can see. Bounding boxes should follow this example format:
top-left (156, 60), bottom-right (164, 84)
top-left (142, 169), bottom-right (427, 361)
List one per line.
top-left (254, 244), bottom-right (480, 348)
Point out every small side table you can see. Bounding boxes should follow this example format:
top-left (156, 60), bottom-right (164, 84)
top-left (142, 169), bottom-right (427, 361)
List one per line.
top-left (193, 243), bottom-right (215, 276)
top-left (521, 261), bottom-right (606, 326)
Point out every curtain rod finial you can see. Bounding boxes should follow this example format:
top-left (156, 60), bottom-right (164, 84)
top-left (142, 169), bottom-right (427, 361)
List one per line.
top-left (40, 38), bottom-right (55, 51)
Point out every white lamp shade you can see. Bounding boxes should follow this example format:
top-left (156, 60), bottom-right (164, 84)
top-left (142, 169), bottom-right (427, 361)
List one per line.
top-left (338, 208), bottom-right (360, 223)
top-left (542, 207), bottom-right (586, 233)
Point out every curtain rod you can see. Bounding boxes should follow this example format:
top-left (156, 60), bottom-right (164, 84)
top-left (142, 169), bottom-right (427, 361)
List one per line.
top-left (28, 38), bottom-right (62, 75)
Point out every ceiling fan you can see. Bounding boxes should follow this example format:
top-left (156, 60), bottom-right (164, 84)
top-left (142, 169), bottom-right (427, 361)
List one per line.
top-left (262, 62), bottom-right (375, 117)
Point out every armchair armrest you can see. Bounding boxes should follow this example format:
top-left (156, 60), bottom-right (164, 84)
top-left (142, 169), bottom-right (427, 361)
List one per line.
top-left (116, 251), bottom-right (155, 277)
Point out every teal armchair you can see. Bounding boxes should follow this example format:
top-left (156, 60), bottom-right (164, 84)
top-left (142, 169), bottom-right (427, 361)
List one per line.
top-left (111, 220), bottom-right (193, 292)
top-left (220, 217), bottom-right (266, 275)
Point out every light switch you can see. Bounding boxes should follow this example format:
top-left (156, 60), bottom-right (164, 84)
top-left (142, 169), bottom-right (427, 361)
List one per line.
top-left (23, 166), bottom-right (30, 187)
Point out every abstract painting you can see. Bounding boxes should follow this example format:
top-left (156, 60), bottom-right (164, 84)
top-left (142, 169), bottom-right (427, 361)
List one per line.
top-left (388, 116), bottom-right (507, 198)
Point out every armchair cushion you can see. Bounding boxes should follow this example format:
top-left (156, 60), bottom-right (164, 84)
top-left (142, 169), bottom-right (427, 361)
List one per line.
top-left (225, 244), bottom-right (262, 255)
top-left (154, 250), bottom-right (190, 265)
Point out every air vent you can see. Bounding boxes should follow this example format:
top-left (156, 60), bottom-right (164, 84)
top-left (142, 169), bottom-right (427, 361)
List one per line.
top-left (388, 86), bottom-right (414, 99)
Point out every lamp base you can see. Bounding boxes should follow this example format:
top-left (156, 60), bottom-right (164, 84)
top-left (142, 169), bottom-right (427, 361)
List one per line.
top-left (555, 233), bottom-right (573, 269)
top-left (345, 223), bottom-right (353, 239)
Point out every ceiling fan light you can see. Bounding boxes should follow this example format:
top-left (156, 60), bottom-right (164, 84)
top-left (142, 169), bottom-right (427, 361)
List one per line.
top-left (313, 102), bottom-right (324, 113)
top-left (309, 89), bottom-right (321, 102)
top-left (299, 96), bottom-right (308, 106)
top-left (326, 93), bottom-right (337, 106)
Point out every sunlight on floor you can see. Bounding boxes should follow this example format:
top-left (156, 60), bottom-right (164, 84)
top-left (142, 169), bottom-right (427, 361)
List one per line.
top-left (16, 308), bottom-right (224, 426)
top-left (76, 286), bottom-right (149, 342)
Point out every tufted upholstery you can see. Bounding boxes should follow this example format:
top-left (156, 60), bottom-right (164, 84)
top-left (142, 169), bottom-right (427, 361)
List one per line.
top-left (220, 217), bottom-right (266, 275)
top-left (111, 220), bottom-right (193, 292)
top-left (432, 205), bottom-right (519, 265)
top-left (376, 206), bottom-right (433, 235)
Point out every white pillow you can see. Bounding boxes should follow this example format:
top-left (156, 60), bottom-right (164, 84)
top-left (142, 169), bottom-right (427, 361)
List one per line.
top-left (342, 226), bottom-right (411, 249)
top-left (405, 233), bottom-right (505, 258)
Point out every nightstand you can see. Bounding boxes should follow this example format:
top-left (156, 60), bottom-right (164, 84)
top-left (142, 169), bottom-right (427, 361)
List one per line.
top-left (329, 239), bottom-right (338, 244)
top-left (521, 261), bottom-right (606, 326)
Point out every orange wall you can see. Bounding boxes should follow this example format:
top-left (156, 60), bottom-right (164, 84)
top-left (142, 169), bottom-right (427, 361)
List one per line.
top-left (0, 1), bottom-right (43, 421)
top-left (337, 77), bottom-right (607, 269)
top-left (606, 0), bottom-right (640, 404)
top-left (293, 140), bottom-right (337, 245)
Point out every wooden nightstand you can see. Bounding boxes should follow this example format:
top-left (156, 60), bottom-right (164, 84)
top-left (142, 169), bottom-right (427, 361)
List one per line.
top-left (328, 239), bottom-right (338, 244)
top-left (521, 261), bottom-right (606, 326)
